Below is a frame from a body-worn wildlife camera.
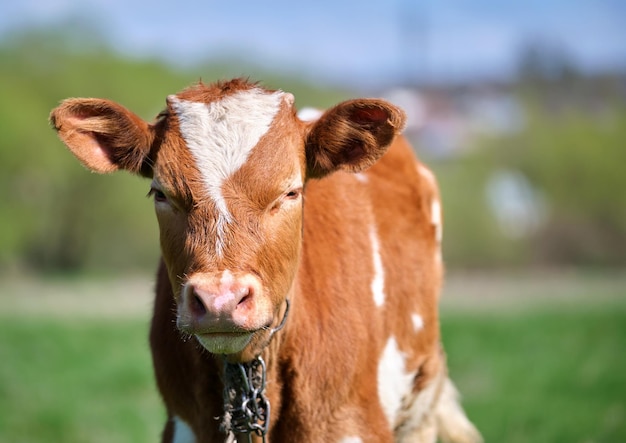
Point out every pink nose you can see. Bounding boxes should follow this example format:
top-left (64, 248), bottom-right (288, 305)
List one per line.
top-left (179, 272), bottom-right (256, 333)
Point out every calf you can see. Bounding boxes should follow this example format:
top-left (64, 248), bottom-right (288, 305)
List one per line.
top-left (50, 78), bottom-right (481, 443)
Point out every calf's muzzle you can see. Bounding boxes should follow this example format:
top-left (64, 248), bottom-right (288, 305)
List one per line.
top-left (177, 271), bottom-right (267, 336)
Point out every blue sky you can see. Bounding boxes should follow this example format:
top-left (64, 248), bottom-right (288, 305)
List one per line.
top-left (2, 0), bottom-right (625, 86)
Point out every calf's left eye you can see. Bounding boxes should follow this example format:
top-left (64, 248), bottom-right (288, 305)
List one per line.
top-left (285, 188), bottom-right (302, 200)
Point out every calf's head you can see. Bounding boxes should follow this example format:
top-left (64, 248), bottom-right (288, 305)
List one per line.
top-left (50, 79), bottom-right (405, 361)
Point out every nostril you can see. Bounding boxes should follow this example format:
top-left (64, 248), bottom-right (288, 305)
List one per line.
top-left (237, 286), bottom-right (253, 307)
top-left (191, 293), bottom-right (207, 316)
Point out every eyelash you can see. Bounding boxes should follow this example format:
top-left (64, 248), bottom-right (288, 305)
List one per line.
top-left (285, 189), bottom-right (300, 199)
top-left (268, 188), bottom-right (302, 214)
top-left (147, 187), bottom-right (168, 203)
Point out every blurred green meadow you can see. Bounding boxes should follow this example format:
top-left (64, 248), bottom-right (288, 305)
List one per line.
top-left (1, 272), bottom-right (625, 442)
top-left (0, 277), bottom-right (162, 443)
top-left (441, 272), bottom-right (626, 443)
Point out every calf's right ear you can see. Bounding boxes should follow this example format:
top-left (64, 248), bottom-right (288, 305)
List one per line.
top-left (49, 98), bottom-right (153, 176)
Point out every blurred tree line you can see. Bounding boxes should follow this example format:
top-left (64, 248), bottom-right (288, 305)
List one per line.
top-left (434, 42), bottom-right (626, 269)
top-left (0, 29), bottom-right (624, 275)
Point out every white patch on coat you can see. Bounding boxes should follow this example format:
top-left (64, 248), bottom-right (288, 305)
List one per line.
top-left (172, 416), bottom-right (196, 443)
top-left (431, 199), bottom-right (442, 244)
top-left (434, 378), bottom-right (483, 443)
top-left (417, 163), bottom-right (443, 261)
top-left (411, 313), bottom-right (424, 332)
top-left (417, 164), bottom-right (436, 186)
top-left (377, 337), bottom-right (415, 428)
top-left (393, 370), bottom-right (442, 442)
top-left (338, 437), bottom-right (363, 443)
top-left (431, 198), bottom-right (443, 262)
top-left (297, 106), bottom-right (323, 122)
top-left (354, 172), bottom-right (369, 183)
top-left (169, 89), bottom-right (283, 256)
top-left (369, 225), bottom-right (385, 307)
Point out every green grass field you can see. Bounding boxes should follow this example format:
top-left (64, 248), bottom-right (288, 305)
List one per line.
top-left (0, 272), bottom-right (624, 442)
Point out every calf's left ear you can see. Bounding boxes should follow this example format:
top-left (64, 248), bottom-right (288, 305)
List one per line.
top-left (49, 98), bottom-right (153, 176)
top-left (304, 99), bottom-right (406, 178)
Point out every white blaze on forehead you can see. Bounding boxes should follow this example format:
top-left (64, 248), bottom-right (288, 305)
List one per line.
top-left (169, 89), bottom-right (284, 256)
top-left (377, 336), bottom-right (415, 428)
top-left (369, 225), bottom-right (385, 307)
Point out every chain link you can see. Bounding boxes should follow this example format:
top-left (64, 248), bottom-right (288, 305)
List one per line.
top-left (222, 300), bottom-right (290, 443)
top-left (224, 356), bottom-right (270, 443)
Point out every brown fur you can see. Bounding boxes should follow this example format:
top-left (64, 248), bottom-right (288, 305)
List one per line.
top-left (49, 78), bottom-right (480, 443)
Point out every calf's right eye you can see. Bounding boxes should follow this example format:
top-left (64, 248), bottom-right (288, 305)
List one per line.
top-left (148, 187), bottom-right (168, 203)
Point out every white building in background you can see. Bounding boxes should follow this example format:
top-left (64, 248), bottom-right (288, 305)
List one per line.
top-left (485, 169), bottom-right (547, 239)
top-left (382, 84), bottom-right (526, 159)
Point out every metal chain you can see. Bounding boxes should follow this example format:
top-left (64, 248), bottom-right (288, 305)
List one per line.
top-left (222, 300), bottom-right (290, 443)
top-left (228, 356), bottom-right (270, 442)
